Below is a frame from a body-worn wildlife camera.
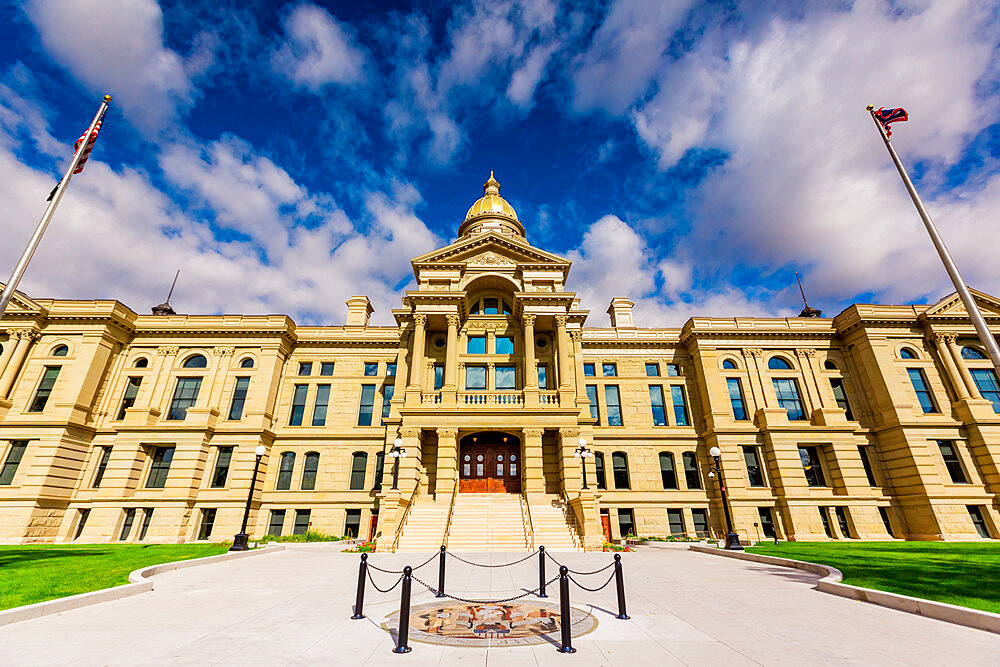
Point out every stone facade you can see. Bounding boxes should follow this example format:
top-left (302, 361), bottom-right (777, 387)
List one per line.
top-left (1, 174), bottom-right (999, 549)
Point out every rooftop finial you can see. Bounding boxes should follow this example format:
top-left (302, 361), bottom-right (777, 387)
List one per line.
top-left (152, 269), bottom-right (180, 315)
top-left (484, 170), bottom-right (500, 195)
top-left (795, 271), bottom-right (822, 317)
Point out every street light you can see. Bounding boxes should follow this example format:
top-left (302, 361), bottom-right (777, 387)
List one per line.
top-left (574, 436), bottom-right (594, 490)
top-left (708, 446), bottom-right (743, 551)
top-left (230, 444), bottom-right (267, 552)
top-left (388, 438), bottom-right (407, 490)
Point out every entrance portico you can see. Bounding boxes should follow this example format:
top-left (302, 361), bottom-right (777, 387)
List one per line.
top-left (458, 431), bottom-right (521, 493)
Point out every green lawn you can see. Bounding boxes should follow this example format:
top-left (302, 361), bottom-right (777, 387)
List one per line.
top-left (746, 541), bottom-right (1000, 614)
top-left (0, 543), bottom-right (229, 611)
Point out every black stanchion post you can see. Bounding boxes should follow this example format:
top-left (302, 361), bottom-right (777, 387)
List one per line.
top-left (613, 553), bottom-right (630, 620)
top-left (351, 553), bottom-right (367, 619)
top-left (436, 545), bottom-right (446, 598)
top-left (393, 566), bottom-right (413, 654)
top-left (538, 545), bottom-right (548, 598)
top-left (557, 565), bottom-right (576, 654)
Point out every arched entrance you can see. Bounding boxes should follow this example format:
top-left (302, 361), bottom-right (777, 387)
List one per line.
top-left (459, 431), bottom-right (521, 493)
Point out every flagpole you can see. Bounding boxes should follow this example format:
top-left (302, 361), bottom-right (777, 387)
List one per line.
top-left (0, 94), bottom-right (112, 318)
top-left (867, 104), bottom-right (1000, 379)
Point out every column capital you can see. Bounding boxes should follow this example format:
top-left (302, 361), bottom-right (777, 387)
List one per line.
top-left (558, 427), bottom-right (580, 439)
top-left (400, 427), bottom-right (421, 438)
top-left (522, 427), bottom-right (544, 438)
top-left (568, 330), bottom-right (582, 343)
top-left (487, 361), bottom-right (495, 370)
top-left (446, 313), bottom-right (461, 327)
top-left (933, 332), bottom-right (958, 345)
top-left (554, 314), bottom-right (569, 328)
top-left (13, 328), bottom-right (40, 341)
top-left (744, 347), bottom-right (764, 358)
top-left (157, 345), bottom-right (179, 356)
top-left (522, 313), bottom-right (536, 327)
top-left (413, 313), bottom-right (427, 327)
top-left (215, 345), bottom-right (235, 357)
top-left (436, 427), bottom-right (459, 438)
top-left (796, 348), bottom-right (817, 358)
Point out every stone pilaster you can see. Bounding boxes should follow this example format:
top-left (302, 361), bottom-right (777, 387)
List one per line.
top-left (435, 428), bottom-right (458, 496)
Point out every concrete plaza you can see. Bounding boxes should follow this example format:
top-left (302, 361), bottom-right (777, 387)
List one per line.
top-left (2, 543), bottom-right (998, 665)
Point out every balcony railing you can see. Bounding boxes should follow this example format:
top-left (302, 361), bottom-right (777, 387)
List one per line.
top-left (416, 390), bottom-right (562, 408)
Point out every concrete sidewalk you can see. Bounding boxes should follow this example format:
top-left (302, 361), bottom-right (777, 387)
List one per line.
top-left (1, 543), bottom-right (997, 665)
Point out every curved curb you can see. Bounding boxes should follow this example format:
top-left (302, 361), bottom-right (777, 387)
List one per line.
top-left (0, 545), bottom-right (284, 628)
top-left (689, 545), bottom-right (1000, 635)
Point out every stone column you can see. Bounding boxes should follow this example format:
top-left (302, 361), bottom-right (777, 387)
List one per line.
top-left (558, 427), bottom-right (582, 495)
top-left (443, 314), bottom-right (459, 391)
top-left (0, 329), bottom-right (36, 398)
top-left (435, 428), bottom-right (458, 496)
top-left (522, 427), bottom-right (545, 495)
top-left (944, 333), bottom-right (980, 398)
top-left (555, 315), bottom-right (573, 398)
top-left (206, 346), bottom-right (235, 409)
top-left (408, 314), bottom-right (427, 389)
top-left (932, 333), bottom-right (970, 400)
top-left (522, 314), bottom-right (536, 386)
top-left (487, 362), bottom-right (496, 391)
top-left (145, 346), bottom-right (179, 416)
top-left (741, 348), bottom-right (771, 407)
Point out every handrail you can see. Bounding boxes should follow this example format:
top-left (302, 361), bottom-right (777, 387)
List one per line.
top-left (442, 487), bottom-right (459, 548)
top-left (521, 492), bottom-right (536, 551)
top-left (391, 480), bottom-right (421, 552)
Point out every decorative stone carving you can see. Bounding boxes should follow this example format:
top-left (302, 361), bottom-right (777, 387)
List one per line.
top-left (797, 348), bottom-right (817, 358)
top-left (558, 427), bottom-right (580, 439)
top-left (437, 428), bottom-right (459, 438)
top-left (744, 348), bottom-right (764, 358)
top-left (446, 314), bottom-right (461, 328)
top-left (468, 251), bottom-right (515, 266)
top-left (215, 346), bottom-right (235, 356)
top-left (400, 428), bottom-right (421, 438)
top-left (157, 346), bottom-right (179, 356)
top-left (568, 330), bottom-right (582, 343)
top-left (933, 332), bottom-right (958, 345)
top-left (522, 314), bottom-right (536, 327)
top-left (554, 315), bottom-right (568, 328)
top-left (522, 428), bottom-right (544, 438)
top-left (413, 314), bottom-right (427, 327)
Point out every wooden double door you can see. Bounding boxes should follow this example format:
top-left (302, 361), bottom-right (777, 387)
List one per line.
top-left (459, 434), bottom-right (521, 493)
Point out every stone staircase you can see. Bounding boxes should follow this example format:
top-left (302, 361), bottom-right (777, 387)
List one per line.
top-left (445, 493), bottom-right (531, 550)
top-left (526, 495), bottom-right (582, 550)
top-left (392, 497), bottom-right (450, 551)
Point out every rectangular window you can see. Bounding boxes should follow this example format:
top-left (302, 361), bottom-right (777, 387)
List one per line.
top-left (276, 452), bottom-right (295, 490)
top-left (798, 446), bottom-right (826, 487)
top-left (495, 336), bottom-right (514, 354)
top-left (138, 509), bottom-right (153, 541)
top-left (971, 369), bottom-right (1000, 413)
top-left (92, 446), bottom-right (112, 488)
top-left (617, 509), bottom-right (635, 538)
top-left (116, 377), bottom-right (142, 420)
top-left (878, 507), bottom-right (894, 537)
top-left (29, 366), bottom-right (60, 412)
top-left (602, 363), bottom-right (617, 377)
top-left (727, 378), bottom-right (748, 421)
top-left (537, 364), bottom-right (548, 389)
top-left (645, 363), bottom-right (660, 377)
top-left (228, 377), bottom-right (250, 420)
top-left (667, 509), bottom-right (685, 535)
top-left (198, 508), bottom-right (217, 540)
top-left (691, 508), bottom-right (709, 537)
top-left (583, 363), bottom-right (595, 377)
top-left (938, 440), bottom-right (968, 484)
top-left (301, 452), bottom-right (319, 491)
top-left (968, 506), bottom-right (991, 538)
top-left (268, 510), bottom-right (286, 536)
top-left (465, 366), bottom-right (487, 391)
top-left (364, 362), bottom-right (378, 376)
top-left (666, 364), bottom-right (680, 377)
top-left (0, 442), bottom-right (27, 485)
top-left (358, 385), bottom-right (376, 426)
top-left (605, 386), bottom-right (623, 426)
top-left (758, 507), bottom-right (776, 539)
top-left (659, 452), bottom-right (677, 489)
top-left (433, 364), bottom-right (444, 390)
top-left (467, 335), bottom-right (486, 354)
top-left (320, 362), bottom-right (335, 376)
top-left (167, 377), bottom-right (201, 420)
top-left (312, 384), bottom-right (330, 426)
top-left (671, 386), bottom-right (690, 426)
top-left (858, 446), bottom-right (878, 487)
top-left (834, 507), bottom-right (853, 538)
top-left (210, 447), bottom-right (233, 488)
top-left (344, 509), bottom-right (361, 538)
top-left (819, 507), bottom-right (835, 538)
top-left (289, 384), bottom-right (308, 426)
top-left (119, 509), bottom-right (136, 541)
top-left (350, 453), bottom-right (367, 490)
top-left (381, 384), bottom-right (394, 423)
top-left (683, 452), bottom-right (701, 490)
top-left (586, 385), bottom-right (600, 424)
top-left (373, 451), bottom-right (385, 491)
top-left (594, 452), bottom-right (606, 489)
top-left (145, 446), bottom-right (175, 489)
top-left (298, 362), bottom-right (312, 376)
top-left (293, 509), bottom-right (311, 536)
top-left (386, 363), bottom-right (396, 376)
top-left (773, 378), bottom-right (806, 420)
top-left (483, 297), bottom-right (499, 314)
top-left (612, 452), bottom-right (630, 489)
top-left (829, 378), bottom-right (854, 420)
top-left (495, 365), bottom-right (516, 390)
top-left (742, 446), bottom-right (765, 487)
top-left (649, 386), bottom-right (667, 426)
top-left (74, 509), bottom-right (90, 540)
top-left (907, 368), bottom-right (938, 413)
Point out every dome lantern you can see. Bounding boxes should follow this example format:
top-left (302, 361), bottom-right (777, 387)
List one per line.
top-left (458, 171), bottom-right (525, 239)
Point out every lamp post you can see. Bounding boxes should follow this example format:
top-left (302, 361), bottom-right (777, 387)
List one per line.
top-left (230, 444), bottom-right (267, 552)
top-left (574, 437), bottom-right (594, 490)
top-left (388, 438), bottom-right (407, 491)
top-left (707, 446), bottom-right (743, 551)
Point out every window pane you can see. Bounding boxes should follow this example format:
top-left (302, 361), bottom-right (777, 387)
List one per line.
top-left (682, 452), bottom-right (701, 489)
top-left (727, 378), bottom-right (747, 421)
top-left (117, 377), bottom-right (142, 420)
top-left (381, 384), bottom-right (394, 423)
top-left (211, 447), bottom-right (233, 488)
top-left (757, 508), bottom-right (776, 538)
top-left (586, 385), bottom-right (600, 424)
top-left (434, 364), bottom-right (444, 390)
top-left (538, 364), bottom-right (547, 389)
top-left (120, 509), bottom-right (136, 541)
top-left (183, 355), bottom-right (207, 368)
top-left (602, 363), bottom-right (617, 377)
top-left (320, 362), bottom-right (335, 376)
top-left (658, 452), bottom-right (677, 489)
top-left (93, 446), bottom-right (112, 488)
top-left (167, 377), bottom-right (201, 420)
top-left (938, 440), bottom-right (968, 484)
top-left (298, 362), bottom-right (312, 376)
top-left (467, 336), bottom-right (486, 354)
top-left (289, 384), bottom-right (308, 426)
top-left (858, 446), bottom-right (877, 486)
top-left (605, 386), bottom-right (622, 426)
top-left (344, 509), bottom-right (361, 537)
top-left (649, 386), bottom-right (666, 426)
top-left (145, 446), bottom-right (174, 489)
top-left (350, 452), bottom-right (368, 490)
top-left (495, 365), bottom-right (516, 390)
top-left (968, 506), bottom-right (990, 538)
top-left (138, 509), bottom-right (153, 541)
top-left (742, 446), bottom-right (764, 487)
top-left (671, 386), bottom-right (689, 426)
top-left (667, 509), bottom-right (684, 535)
top-left (583, 363), bottom-right (595, 377)
top-left (971, 369), bottom-right (1000, 413)
top-left (358, 385), bottom-right (376, 426)
top-left (772, 378), bottom-right (806, 420)
top-left (0, 442), bottom-right (28, 486)
top-left (798, 446), bottom-right (826, 487)
top-left (767, 357), bottom-right (792, 370)
top-left (484, 298), bottom-right (499, 314)
top-left (466, 366), bottom-right (487, 390)
top-left (617, 509), bottom-right (635, 538)
top-left (29, 366), bottom-right (60, 412)
top-left (495, 336), bottom-right (514, 354)
top-left (692, 509), bottom-right (708, 537)
top-left (312, 384), bottom-right (330, 426)
top-left (373, 451), bottom-right (385, 490)
top-left (277, 452), bottom-right (295, 490)
top-left (386, 363), bottom-right (396, 376)
top-left (268, 510), bottom-right (286, 536)
top-left (835, 507), bottom-right (853, 538)
top-left (612, 452), bottom-right (629, 489)
top-left (294, 509), bottom-right (311, 536)
top-left (645, 363), bottom-right (660, 377)
top-left (907, 368), bottom-right (938, 413)
top-left (666, 364), bottom-right (680, 377)
top-left (198, 508), bottom-right (216, 540)
top-left (962, 346), bottom-right (987, 359)
top-left (594, 452), bottom-right (606, 489)
top-left (830, 378), bottom-right (854, 420)
top-left (302, 452), bottom-right (319, 490)
top-left (364, 362), bottom-right (378, 376)
top-left (228, 377), bottom-right (250, 421)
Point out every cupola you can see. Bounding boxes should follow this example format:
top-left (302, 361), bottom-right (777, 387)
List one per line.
top-left (458, 172), bottom-right (526, 239)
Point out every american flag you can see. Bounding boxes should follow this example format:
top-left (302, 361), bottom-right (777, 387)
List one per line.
top-left (874, 107), bottom-right (908, 136)
top-left (72, 115), bottom-right (104, 174)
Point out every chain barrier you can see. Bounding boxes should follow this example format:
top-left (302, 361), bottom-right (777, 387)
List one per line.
top-left (411, 573), bottom-right (560, 605)
top-left (366, 551), bottom-right (438, 574)
top-left (366, 569), bottom-right (404, 593)
top-left (568, 570), bottom-right (617, 592)
top-left (544, 550), bottom-right (615, 576)
top-left (445, 549), bottom-right (539, 568)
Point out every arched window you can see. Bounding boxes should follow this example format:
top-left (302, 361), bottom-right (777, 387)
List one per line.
top-left (824, 360), bottom-right (838, 370)
top-left (899, 348), bottom-right (917, 360)
top-left (133, 357), bottom-right (149, 368)
top-left (594, 451), bottom-right (606, 489)
top-left (276, 452), bottom-right (295, 490)
top-left (52, 344), bottom-right (69, 357)
top-left (349, 452), bottom-right (367, 490)
top-left (767, 356), bottom-right (792, 370)
top-left (611, 451), bottom-right (630, 490)
top-left (239, 357), bottom-right (255, 368)
top-left (301, 452), bottom-right (319, 490)
top-left (183, 354), bottom-right (208, 368)
top-left (682, 452), bottom-right (701, 489)
top-left (962, 346), bottom-right (987, 360)
top-left (658, 452), bottom-right (677, 489)
top-left (722, 359), bottom-right (738, 370)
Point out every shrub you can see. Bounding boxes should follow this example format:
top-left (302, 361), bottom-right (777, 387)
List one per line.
top-left (602, 541), bottom-right (633, 552)
top-left (342, 541), bottom-right (376, 553)
top-left (258, 531), bottom-right (348, 544)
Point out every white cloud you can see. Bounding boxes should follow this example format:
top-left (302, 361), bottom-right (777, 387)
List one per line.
top-left (272, 3), bottom-right (367, 91)
top-left (24, 0), bottom-right (198, 130)
top-left (507, 44), bottom-right (556, 109)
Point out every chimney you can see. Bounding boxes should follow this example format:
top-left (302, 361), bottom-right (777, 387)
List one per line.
top-left (607, 297), bottom-right (635, 328)
top-left (345, 296), bottom-right (374, 327)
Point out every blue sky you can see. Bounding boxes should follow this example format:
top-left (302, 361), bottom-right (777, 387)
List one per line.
top-left (1, 0), bottom-right (999, 326)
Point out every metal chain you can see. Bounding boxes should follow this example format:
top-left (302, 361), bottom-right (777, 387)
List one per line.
top-left (544, 551), bottom-right (615, 575)
top-left (411, 573), bottom-right (560, 605)
top-left (366, 569), bottom-right (404, 593)
top-left (366, 551), bottom-right (439, 574)
top-left (446, 549), bottom-right (539, 568)
top-left (568, 571), bottom-right (617, 592)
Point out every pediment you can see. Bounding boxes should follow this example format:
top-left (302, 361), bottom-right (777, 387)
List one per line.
top-left (0, 282), bottom-right (43, 314)
top-left (411, 232), bottom-right (570, 269)
top-left (924, 289), bottom-right (1000, 318)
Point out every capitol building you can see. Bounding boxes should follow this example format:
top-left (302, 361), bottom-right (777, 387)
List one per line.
top-left (0, 173), bottom-right (998, 549)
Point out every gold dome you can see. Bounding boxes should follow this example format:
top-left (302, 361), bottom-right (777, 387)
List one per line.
top-left (464, 171), bottom-right (519, 222)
